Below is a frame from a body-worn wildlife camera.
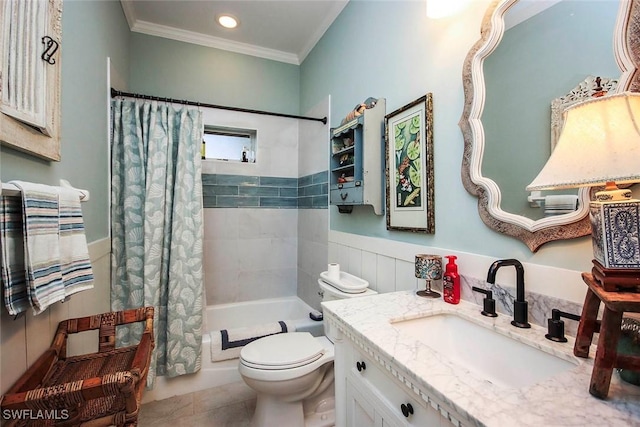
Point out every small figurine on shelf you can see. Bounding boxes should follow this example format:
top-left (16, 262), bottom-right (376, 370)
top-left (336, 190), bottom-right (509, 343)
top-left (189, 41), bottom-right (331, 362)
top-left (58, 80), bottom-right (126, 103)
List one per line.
top-left (332, 140), bottom-right (344, 154)
top-left (338, 174), bottom-right (347, 183)
top-left (242, 146), bottom-right (248, 163)
top-left (340, 97), bottom-right (378, 125)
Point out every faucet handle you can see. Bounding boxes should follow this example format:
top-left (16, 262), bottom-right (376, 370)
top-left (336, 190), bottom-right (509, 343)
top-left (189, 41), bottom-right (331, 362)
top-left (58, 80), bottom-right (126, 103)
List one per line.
top-left (545, 308), bottom-right (581, 342)
top-left (472, 286), bottom-right (498, 318)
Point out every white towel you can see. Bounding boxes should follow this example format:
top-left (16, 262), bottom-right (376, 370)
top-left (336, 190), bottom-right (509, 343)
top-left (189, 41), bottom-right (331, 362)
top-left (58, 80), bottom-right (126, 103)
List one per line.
top-left (58, 187), bottom-right (94, 298)
top-left (10, 181), bottom-right (65, 314)
top-left (544, 194), bottom-right (579, 217)
top-left (7, 181), bottom-right (94, 315)
top-left (210, 321), bottom-right (296, 362)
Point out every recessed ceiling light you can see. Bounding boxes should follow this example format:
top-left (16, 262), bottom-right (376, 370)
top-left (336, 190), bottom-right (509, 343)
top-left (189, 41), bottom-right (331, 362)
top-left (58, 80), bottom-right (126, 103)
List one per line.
top-left (217, 14), bottom-right (239, 29)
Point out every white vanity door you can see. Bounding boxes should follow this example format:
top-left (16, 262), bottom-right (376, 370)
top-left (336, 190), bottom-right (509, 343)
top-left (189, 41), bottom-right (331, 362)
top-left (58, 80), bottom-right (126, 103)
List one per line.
top-left (345, 375), bottom-right (405, 427)
top-left (345, 376), bottom-right (377, 427)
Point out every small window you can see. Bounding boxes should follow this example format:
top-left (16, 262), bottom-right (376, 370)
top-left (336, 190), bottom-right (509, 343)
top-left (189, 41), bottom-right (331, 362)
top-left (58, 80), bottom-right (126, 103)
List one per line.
top-left (202, 126), bottom-right (256, 163)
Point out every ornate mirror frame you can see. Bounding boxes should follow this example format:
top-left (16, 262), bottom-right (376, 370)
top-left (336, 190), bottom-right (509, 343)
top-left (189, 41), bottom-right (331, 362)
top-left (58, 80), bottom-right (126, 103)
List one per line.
top-left (459, 0), bottom-right (640, 251)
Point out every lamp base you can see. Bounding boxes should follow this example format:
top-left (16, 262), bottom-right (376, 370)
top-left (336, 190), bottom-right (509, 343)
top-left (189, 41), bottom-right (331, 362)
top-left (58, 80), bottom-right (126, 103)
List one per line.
top-left (592, 260), bottom-right (640, 291)
top-left (590, 199), bottom-right (640, 269)
top-left (417, 289), bottom-right (441, 298)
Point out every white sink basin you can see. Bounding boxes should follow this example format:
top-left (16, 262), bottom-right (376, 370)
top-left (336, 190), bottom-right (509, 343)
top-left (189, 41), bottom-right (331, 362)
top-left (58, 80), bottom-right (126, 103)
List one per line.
top-left (390, 313), bottom-right (576, 389)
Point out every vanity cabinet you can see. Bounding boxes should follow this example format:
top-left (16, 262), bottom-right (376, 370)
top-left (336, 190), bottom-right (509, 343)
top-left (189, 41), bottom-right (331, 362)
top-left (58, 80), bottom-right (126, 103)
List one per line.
top-left (335, 333), bottom-right (459, 427)
top-left (329, 98), bottom-right (385, 215)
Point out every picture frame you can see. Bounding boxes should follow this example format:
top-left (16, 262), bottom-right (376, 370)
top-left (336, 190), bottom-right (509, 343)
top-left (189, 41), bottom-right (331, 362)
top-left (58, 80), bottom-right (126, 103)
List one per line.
top-left (385, 94), bottom-right (434, 233)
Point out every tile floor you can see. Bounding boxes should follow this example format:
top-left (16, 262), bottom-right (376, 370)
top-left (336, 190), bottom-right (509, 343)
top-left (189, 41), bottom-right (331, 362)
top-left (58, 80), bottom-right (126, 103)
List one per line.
top-left (138, 381), bottom-right (257, 427)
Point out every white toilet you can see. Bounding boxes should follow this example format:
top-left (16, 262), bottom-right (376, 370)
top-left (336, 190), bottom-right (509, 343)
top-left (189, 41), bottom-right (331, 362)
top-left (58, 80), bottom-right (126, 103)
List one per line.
top-left (239, 271), bottom-right (377, 427)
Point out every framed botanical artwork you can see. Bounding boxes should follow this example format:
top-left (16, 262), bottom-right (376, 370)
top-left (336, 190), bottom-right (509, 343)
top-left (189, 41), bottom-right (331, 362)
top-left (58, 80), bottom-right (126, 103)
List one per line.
top-left (385, 94), bottom-right (434, 232)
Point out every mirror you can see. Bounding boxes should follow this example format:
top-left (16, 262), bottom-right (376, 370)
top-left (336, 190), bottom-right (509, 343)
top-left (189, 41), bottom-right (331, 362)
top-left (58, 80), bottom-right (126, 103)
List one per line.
top-left (459, 0), bottom-right (640, 251)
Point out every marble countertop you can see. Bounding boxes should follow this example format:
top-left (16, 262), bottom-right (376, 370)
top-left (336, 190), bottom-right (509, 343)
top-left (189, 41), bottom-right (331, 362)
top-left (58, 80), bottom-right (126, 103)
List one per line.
top-left (322, 291), bottom-right (640, 427)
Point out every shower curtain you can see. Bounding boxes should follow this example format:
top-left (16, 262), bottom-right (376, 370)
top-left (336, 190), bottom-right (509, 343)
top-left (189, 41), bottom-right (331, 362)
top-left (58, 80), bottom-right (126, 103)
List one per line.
top-left (110, 98), bottom-right (204, 387)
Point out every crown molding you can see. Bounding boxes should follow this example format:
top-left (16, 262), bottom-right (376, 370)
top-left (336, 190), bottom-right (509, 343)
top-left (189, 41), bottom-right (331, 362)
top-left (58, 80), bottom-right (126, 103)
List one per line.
top-left (129, 20), bottom-right (301, 65)
top-left (504, 0), bottom-right (561, 30)
top-left (119, 0), bottom-right (137, 30)
top-left (119, 0), bottom-right (349, 65)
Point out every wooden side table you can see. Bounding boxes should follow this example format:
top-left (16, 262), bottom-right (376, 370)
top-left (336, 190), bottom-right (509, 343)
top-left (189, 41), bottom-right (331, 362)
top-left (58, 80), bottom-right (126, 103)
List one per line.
top-left (574, 273), bottom-right (640, 398)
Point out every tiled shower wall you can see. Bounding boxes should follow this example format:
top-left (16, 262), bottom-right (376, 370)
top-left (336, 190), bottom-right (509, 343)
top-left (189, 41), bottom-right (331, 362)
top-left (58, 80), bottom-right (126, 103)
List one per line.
top-left (297, 98), bottom-right (330, 312)
top-left (201, 100), bottom-right (329, 308)
top-left (203, 207), bottom-right (298, 305)
top-left (202, 173), bottom-right (327, 306)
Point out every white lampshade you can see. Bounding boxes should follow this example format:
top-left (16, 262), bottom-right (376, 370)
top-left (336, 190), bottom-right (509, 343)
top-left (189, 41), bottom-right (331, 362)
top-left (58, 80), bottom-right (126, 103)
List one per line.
top-left (527, 92), bottom-right (640, 191)
top-left (527, 92), bottom-right (640, 270)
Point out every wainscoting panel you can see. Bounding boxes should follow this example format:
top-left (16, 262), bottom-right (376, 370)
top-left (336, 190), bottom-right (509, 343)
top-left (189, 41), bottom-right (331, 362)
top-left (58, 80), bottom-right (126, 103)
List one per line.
top-left (0, 238), bottom-right (111, 395)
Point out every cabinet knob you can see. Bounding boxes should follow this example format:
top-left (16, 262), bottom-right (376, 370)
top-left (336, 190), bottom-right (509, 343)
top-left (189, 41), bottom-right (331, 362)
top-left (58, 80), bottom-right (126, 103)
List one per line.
top-left (340, 192), bottom-right (348, 201)
top-left (400, 403), bottom-right (414, 418)
top-left (356, 361), bottom-right (366, 372)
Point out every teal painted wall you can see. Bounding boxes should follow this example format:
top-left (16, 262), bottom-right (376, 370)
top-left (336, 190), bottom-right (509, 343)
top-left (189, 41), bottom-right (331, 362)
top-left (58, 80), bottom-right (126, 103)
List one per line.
top-left (0, 0), bottom-right (131, 243)
top-left (128, 33), bottom-right (300, 116)
top-left (0, 0), bottom-right (608, 273)
top-left (301, 0), bottom-right (592, 271)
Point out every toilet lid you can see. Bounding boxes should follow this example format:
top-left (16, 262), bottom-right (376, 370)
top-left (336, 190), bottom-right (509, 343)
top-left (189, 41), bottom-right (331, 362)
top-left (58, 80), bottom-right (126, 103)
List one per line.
top-left (319, 271), bottom-right (369, 294)
top-left (240, 332), bottom-right (325, 370)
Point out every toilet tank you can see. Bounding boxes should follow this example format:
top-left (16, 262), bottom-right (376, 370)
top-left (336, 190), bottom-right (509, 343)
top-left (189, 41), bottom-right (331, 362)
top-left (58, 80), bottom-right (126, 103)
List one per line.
top-left (319, 279), bottom-right (377, 341)
top-left (318, 279), bottom-right (377, 303)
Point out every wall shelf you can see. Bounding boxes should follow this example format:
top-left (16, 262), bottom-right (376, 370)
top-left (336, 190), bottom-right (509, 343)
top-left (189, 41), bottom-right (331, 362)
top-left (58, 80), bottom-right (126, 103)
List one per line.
top-left (329, 99), bottom-right (386, 215)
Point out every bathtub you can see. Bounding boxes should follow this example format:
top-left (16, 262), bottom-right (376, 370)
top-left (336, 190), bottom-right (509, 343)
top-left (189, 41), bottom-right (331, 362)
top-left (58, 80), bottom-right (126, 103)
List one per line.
top-left (142, 296), bottom-right (324, 402)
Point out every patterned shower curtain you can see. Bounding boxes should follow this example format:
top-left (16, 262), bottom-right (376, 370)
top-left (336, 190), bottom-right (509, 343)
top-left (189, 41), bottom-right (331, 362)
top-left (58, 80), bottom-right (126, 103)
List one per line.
top-left (110, 98), bottom-right (204, 387)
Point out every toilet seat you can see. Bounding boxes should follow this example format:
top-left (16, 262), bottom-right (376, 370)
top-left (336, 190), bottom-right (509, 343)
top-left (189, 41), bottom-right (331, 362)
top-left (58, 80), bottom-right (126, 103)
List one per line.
top-left (239, 334), bottom-right (334, 382)
top-left (240, 332), bottom-right (325, 370)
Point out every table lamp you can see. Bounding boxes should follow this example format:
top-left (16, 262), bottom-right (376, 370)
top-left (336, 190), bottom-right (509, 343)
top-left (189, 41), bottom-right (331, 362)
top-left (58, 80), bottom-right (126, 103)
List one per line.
top-left (527, 92), bottom-right (640, 281)
top-left (415, 254), bottom-right (442, 298)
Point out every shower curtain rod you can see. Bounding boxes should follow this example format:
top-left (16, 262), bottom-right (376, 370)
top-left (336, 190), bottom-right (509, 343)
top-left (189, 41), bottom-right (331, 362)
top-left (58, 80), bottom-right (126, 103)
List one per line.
top-left (110, 88), bottom-right (327, 125)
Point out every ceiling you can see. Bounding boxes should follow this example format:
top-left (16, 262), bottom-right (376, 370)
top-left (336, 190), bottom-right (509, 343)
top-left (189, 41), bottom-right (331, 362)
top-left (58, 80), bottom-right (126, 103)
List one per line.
top-left (120, 0), bottom-right (349, 65)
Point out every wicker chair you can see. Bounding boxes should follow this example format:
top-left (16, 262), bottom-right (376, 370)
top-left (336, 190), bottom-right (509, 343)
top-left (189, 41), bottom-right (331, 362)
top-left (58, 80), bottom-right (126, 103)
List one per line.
top-left (1, 307), bottom-right (155, 426)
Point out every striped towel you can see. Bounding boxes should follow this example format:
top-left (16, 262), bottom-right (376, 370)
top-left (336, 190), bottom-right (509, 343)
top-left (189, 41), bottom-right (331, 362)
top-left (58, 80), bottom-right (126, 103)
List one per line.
top-left (10, 181), bottom-right (65, 314)
top-left (58, 187), bottom-right (94, 298)
top-left (0, 196), bottom-right (29, 315)
top-left (209, 321), bottom-right (296, 362)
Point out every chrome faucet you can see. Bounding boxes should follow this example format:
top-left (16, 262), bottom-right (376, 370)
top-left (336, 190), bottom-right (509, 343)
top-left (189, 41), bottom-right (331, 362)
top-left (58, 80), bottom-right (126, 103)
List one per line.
top-left (486, 259), bottom-right (531, 328)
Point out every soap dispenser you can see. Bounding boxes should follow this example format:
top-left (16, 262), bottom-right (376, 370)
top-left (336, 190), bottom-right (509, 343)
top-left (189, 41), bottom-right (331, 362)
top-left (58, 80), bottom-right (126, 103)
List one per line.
top-left (443, 255), bottom-right (460, 304)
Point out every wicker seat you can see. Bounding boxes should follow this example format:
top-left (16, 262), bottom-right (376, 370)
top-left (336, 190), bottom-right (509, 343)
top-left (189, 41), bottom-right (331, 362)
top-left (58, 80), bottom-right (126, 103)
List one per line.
top-left (1, 307), bottom-right (154, 426)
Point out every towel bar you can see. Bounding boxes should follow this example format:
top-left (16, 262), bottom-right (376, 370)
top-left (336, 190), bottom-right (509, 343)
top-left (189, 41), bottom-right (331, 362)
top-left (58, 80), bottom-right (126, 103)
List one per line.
top-left (1, 179), bottom-right (90, 201)
top-left (10, 295), bottom-right (73, 321)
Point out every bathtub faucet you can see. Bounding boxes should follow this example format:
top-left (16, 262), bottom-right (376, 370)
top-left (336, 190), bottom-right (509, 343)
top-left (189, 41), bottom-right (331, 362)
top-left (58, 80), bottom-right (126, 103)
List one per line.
top-left (486, 259), bottom-right (530, 329)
